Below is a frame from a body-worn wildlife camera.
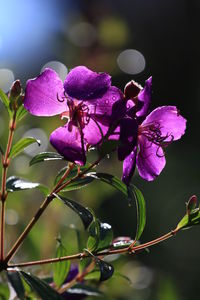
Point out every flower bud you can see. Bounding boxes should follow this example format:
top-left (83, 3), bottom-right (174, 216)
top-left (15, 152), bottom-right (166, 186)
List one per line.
top-left (124, 80), bottom-right (142, 100)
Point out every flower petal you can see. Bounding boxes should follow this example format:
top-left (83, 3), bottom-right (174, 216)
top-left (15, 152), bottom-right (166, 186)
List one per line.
top-left (83, 117), bottom-right (109, 145)
top-left (136, 76), bottom-right (152, 118)
top-left (24, 68), bottom-right (66, 116)
top-left (137, 136), bottom-right (166, 181)
top-left (50, 125), bottom-right (86, 165)
top-left (64, 66), bottom-right (111, 100)
top-left (87, 86), bottom-right (125, 120)
top-left (142, 106), bottom-right (186, 141)
top-left (118, 117), bottom-right (138, 161)
top-left (122, 146), bottom-right (137, 185)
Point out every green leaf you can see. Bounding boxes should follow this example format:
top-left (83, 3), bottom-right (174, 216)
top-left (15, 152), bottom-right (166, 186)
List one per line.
top-left (16, 105), bottom-right (27, 121)
top-left (131, 185), bottom-right (146, 240)
top-left (97, 222), bottom-right (113, 250)
top-left (6, 176), bottom-right (48, 195)
top-left (177, 208), bottom-right (200, 230)
top-left (62, 176), bottom-right (95, 192)
top-left (0, 89), bottom-right (12, 118)
top-left (9, 137), bottom-right (41, 158)
top-left (54, 194), bottom-right (93, 229)
top-left (7, 271), bottom-right (25, 300)
top-left (89, 173), bottom-right (129, 197)
top-left (30, 152), bottom-right (64, 166)
top-left (87, 219), bottom-right (100, 252)
top-left (84, 270), bottom-right (100, 281)
top-left (87, 220), bottom-right (113, 251)
top-left (67, 284), bottom-right (103, 297)
top-left (95, 258), bottom-right (114, 281)
top-left (114, 272), bottom-right (132, 285)
top-left (0, 89), bottom-right (9, 107)
top-left (0, 283), bottom-right (10, 300)
top-left (54, 163), bottom-right (91, 185)
top-left (53, 241), bottom-right (71, 288)
top-left (19, 271), bottom-right (63, 300)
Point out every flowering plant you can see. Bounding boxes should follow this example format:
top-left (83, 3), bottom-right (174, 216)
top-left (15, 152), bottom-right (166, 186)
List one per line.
top-left (0, 66), bottom-right (198, 299)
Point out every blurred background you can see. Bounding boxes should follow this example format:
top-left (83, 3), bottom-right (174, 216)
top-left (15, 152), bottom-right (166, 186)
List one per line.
top-left (0, 0), bottom-right (200, 299)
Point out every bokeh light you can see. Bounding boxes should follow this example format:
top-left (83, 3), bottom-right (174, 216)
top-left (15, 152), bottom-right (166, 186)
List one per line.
top-left (117, 49), bottom-right (146, 74)
top-left (67, 21), bottom-right (97, 47)
top-left (99, 17), bottom-right (129, 48)
top-left (23, 128), bottom-right (48, 157)
top-left (0, 69), bottom-right (14, 92)
top-left (41, 61), bottom-right (68, 82)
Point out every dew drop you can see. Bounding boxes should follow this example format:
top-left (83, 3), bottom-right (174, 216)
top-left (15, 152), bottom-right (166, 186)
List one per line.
top-left (107, 154), bottom-right (110, 159)
top-left (105, 99), bottom-right (109, 104)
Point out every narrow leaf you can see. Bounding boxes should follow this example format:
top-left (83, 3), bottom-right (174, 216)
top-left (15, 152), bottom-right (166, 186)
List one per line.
top-left (7, 271), bottom-right (25, 300)
top-left (62, 176), bottom-right (95, 192)
top-left (0, 89), bottom-right (9, 107)
top-left (67, 284), bottom-right (103, 297)
top-left (177, 208), bottom-right (200, 230)
top-left (54, 164), bottom-right (91, 185)
top-left (16, 105), bottom-right (27, 121)
top-left (30, 152), bottom-right (64, 166)
top-left (87, 219), bottom-right (100, 252)
top-left (0, 283), bottom-right (10, 300)
top-left (20, 271), bottom-right (63, 300)
top-left (89, 173), bottom-right (129, 197)
top-left (9, 137), bottom-right (41, 158)
top-left (54, 194), bottom-right (93, 229)
top-left (131, 185), bottom-right (146, 240)
top-left (87, 221), bottom-right (113, 252)
top-left (53, 242), bottom-right (71, 288)
top-left (97, 222), bottom-right (113, 250)
top-left (95, 258), bottom-right (114, 281)
top-left (6, 176), bottom-right (48, 195)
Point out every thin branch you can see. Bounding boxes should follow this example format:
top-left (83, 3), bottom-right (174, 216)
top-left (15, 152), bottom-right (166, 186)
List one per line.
top-left (4, 156), bottom-right (103, 263)
top-left (0, 111), bottom-right (17, 261)
top-left (8, 228), bottom-right (179, 268)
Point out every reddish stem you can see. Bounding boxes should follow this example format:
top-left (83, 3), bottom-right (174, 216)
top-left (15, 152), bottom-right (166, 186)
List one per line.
top-left (0, 112), bottom-right (17, 261)
top-left (8, 228), bottom-right (179, 268)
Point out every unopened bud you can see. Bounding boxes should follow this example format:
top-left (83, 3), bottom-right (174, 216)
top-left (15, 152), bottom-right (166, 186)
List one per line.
top-left (124, 80), bottom-right (142, 100)
top-left (186, 195), bottom-right (198, 215)
top-left (10, 80), bottom-right (22, 98)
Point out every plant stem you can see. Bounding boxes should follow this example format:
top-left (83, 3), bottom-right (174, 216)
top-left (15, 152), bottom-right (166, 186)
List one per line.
top-left (4, 157), bottom-right (102, 263)
top-left (8, 228), bottom-right (179, 268)
top-left (0, 112), bottom-right (17, 261)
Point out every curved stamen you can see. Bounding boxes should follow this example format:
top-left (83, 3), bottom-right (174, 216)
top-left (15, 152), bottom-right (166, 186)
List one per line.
top-left (57, 93), bottom-right (65, 103)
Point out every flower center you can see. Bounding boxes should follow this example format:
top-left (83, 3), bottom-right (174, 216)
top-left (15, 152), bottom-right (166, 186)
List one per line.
top-left (139, 122), bottom-right (174, 147)
top-left (59, 95), bottom-right (90, 132)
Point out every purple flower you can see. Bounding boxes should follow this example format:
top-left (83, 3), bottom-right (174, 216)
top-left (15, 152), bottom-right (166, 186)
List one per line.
top-left (24, 66), bottom-right (123, 165)
top-left (116, 77), bottom-right (187, 184)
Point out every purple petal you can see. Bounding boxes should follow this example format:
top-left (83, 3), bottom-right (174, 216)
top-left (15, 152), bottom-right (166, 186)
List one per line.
top-left (122, 146), bottom-right (137, 185)
top-left (137, 136), bottom-right (166, 181)
top-left (24, 68), bottom-right (66, 116)
top-left (83, 117), bottom-right (109, 145)
top-left (118, 117), bottom-right (138, 161)
top-left (64, 66), bottom-right (111, 100)
top-left (136, 77), bottom-right (152, 118)
top-left (50, 125), bottom-right (86, 165)
top-left (87, 86), bottom-right (125, 119)
top-left (142, 106), bottom-right (187, 141)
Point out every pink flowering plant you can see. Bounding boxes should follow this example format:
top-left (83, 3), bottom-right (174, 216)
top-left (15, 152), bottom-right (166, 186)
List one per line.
top-left (0, 65), bottom-right (198, 299)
